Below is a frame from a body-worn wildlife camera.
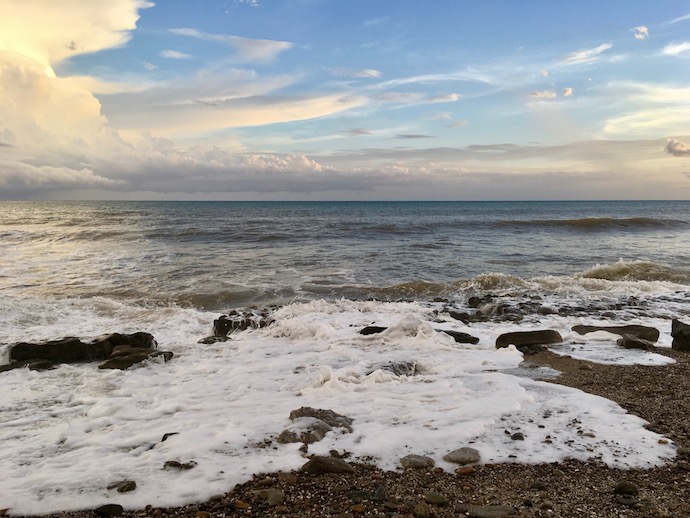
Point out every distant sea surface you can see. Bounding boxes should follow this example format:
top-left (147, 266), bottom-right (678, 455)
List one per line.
top-left (2, 200), bottom-right (690, 309)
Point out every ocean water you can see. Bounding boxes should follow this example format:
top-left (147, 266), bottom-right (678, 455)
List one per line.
top-left (1, 200), bottom-right (689, 513)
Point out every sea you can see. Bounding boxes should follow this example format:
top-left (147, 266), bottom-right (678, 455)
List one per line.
top-left (1, 200), bottom-right (689, 514)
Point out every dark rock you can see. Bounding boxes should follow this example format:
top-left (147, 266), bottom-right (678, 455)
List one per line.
top-left (424, 492), bottom-right (447, 506)
top-left (400, 454), bottom-right (435, 469)
top-left (163, 460), bottom-right (197, 470)
top-left (671, 319), bottom-right (690, 351)
top-left (107, 480), bottom-right (136, 493)
top-left (495, 330), bottom-right (562, 350)
top-left (213, 310), bottom-right (275, 337)
top-left (572, 324), bottom-right (659, 342)
top-left (377, 361), bottom-right (421, 376)
top-left (288, 407), bottom-right (354, 432)
top-left (98, 352), bottom-right (151, 370)
top-left (277, 418), bottom-right (332, 444)
top-left (27, 359), bottom-right (54, 371)
top-left (161, 432), bottom-right (179, 442)
top-left (412, 502), bottom-right (432, 518)
top-left (437, 329), bottom-right (480, 344)
top-left (301, 456), bottom-right (354, 474)
top-left (443, 447), bottom-right (481, 465)
top-left (9, 332), bottom-right (156, 364)
top-left (510, 432), bottom-right (525, 441)
top-left (359, 326), bottom-right (387, 335)
top-left (617, 334), bottom-right (656, 351)
top-left (448, 311), bottom-right (471, 324)
top-left (613, 480), bottom-right (639, 496)
top-left (198, 335), bottom-right (230, 344)
top-left (94, 504), bottom-right (124, 517)
top-left (467, 505), bottom-right (517, 517)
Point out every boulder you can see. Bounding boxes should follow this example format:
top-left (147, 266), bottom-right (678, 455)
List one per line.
top-left (401, 454), bottom-right (435, 469)
top-left (438, 329), bottom-right (480, 344)
top-left (288, 407), bottom-right (354, 432)
top-left (301, 456), bottom-right (354, 474)
top-left (277, 418), bottom-right (332, 444)
top-left (617, 334), bottom-right (656, 351)
top-left (671, 319), bottom-right (690, 351)
top-left (9, 332), bottom-right (156, 364)
top-left (359, 326), bottom-right (387, 335)
top-left (99, 350), bottom-right (173, 370)
top-left (443, 447), bottom-right (481, 465)
top-left (495, 330), bottom-right (562, 350)
top-left (572, 324), bottom-right (659, 342)
top-left (212, 310), bottom-right (275, 337)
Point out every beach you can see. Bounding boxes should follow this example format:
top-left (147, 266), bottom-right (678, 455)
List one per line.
top-left (12, 347), bottom-right (690, 518)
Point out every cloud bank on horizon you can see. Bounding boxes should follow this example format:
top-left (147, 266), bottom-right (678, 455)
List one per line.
top-left (0, 0), bottom-right (689, 200)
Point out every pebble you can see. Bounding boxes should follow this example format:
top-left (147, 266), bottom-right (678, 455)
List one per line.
top-left (443, 447), bottom-right (481, 465)
top-left (424, 492), bottom-right (447, 506)
top-left (455, 466), bottom-right (477, 476)
top-left (413, 502), bottom-right (432, 518)
top-left (467, 504), bottom-right (517, 517)
top-left (351, 503), bottom-right (366, 513)
top-left (400, 454), bottom-right (435, 469)
top-left (613, 480), bottom-right (639, 495)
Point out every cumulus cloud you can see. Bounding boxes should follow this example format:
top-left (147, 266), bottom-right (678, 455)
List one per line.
top-left (662, 42), bottom-right (690, 56)
top-left (665, 138), bottom-right (690, 156)
top-left (529, 90), bottom-right (557, 99)
top-left (169, 28), bottom-right (292, 63)
top-left (562, 87), bottom-right (573, 97)
top-left (161, 50), bottom-right (192, 59)
top-left (632, 26), bottom-right (649, 40)
top-left (562, 43), bottom-right (613, 65)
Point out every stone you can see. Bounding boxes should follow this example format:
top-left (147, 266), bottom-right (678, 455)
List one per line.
top-left (467, 504), bottom-right (517, 517)
top-left (163, 460), bottom-right (197, 470)
top-left (107, 480), bottom-right (136, 493)
top-left (277, 417), bottom-right (332, 444)
top-left (278, 472), bottom-right (298, 485)
top-left (301, 456), bottom-right (354, 474)
top-left (288, 407), bottom-right (354, 432)
top-left (99, 351), bottom-right (151, 370)
top-left (613, 480), bottom-right (639, 496)
top-left (94, 504), bottom-right (124, 517)
top-left (8, 332), bottom-right (156, 365)
top-left (359, 326), bottom-right (387, 335)
top-left (443, 447), bottom-right (481, 465)
top-left (436, 329), bottom-right (480, 344)
top-left (401, 454), bottom-right (435, 469)
top-left (495, 330), bottom-right (562, 350)
top-left (213, 310), bottom-right (275, 337)
top-left (197, 335), bottom-right (230, 344)
top-left (413, 502), bottom-right (432, 518)
top-left (617, 334), bottom-right (656, 351)
top-left (572, 324), bottom-right (659, 342)
top-left (259, 488), bottom-right (284, 506)
top-left (671, 319), bottom-right (690, 351)
top-left (424, 492), bottom-right (447, 505)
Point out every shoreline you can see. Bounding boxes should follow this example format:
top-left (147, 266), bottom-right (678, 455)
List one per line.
top-left (14, 348), bottom-right (690, 518)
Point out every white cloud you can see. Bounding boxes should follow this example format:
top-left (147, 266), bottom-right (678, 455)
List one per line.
top-left (669, 13), bottom-right (690, 24)
top-left (631, 26), bottom-right (649, 40)
top-left (529, 90), bottom-right (557, 99)
top-left (561, 43), bottom-right (613, 65)
top-left (562, 87), bottom-right (573, 97)
top-left (328, 68), bottom-right (382, 78)
top-left (429, 93), bottom-right (461, 103)
top-left (662, 42), bottom-right (690, 56)
top-left (161, 50), bottom-right (192, 59)
top-left (169, 28), bottom-right (292, 63)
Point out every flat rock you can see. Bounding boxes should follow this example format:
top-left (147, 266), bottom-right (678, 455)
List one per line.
top-left (617, 334), bottom-right (656, 351)
top-left (400, 454), bottom-right (435, 469)
top-left (495, 330), bottom-right (562, 350)
top-left (572, 324), bottom-right (659, 342)
top-left (301, 456), bottom-right (355, 474)
top-left (468, 504), bottom-right (517, 517)
top-left (443, 447), bottom-right (481, 465)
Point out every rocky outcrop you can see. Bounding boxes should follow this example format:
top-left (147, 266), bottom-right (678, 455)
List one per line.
top-left (671, 319), bottom-right (690, 351)
top-left (495, 330), bottom-right (563, 352)
top-left (2, 332), bottom-right (172, 372)
top-left (199, 309), bottom-right (275, 343)
top-left (572, 324), bottom-right (659, 342)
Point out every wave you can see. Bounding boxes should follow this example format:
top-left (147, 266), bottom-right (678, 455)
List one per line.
top-left (578, 259), bottom-right (690, 283)
top-left (496, 217), bottom-right (687, 231)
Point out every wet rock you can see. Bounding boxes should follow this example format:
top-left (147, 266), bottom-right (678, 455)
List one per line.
top-left (288, 407), bottom-right (354, 432)
top-left (413, 502), bottom-right (432, 518)
top-left (467, 504), bottom-right (517, 517)
top-left (277, 417), bottom-right (332, 444)
top-left (359, 326), bottom-right (387, 335)
top-left (163, 460), bottom-right (197, 470)
top-left (617, 334), bottom-right (656, 350)
top-left (443, 447), bottom-right (481, 465)
top-left (613, 480), bottom-right (639, 496)
top-left (425, 492), bottom-right (447, 506)
top-left (495, 330), bottom-right (562, 350)
top-left (107, 480), bottom-right (136, 493)
top-left (400, 454), bottom-right (435, 469)
top-left (572, 324), bottom-right (659, 342)
top-left (197, 335), bottom-right (230, 344)
top-left (671, 319), bottom-right (690, 351)
top-left (213, 310), bottom-right (275, 336)
top-left (301, 456), bottom-right (355, 474)
top-left (94, 504), bottom-right (124, 517)
top-left (438, 329), bottom-right (480, 344)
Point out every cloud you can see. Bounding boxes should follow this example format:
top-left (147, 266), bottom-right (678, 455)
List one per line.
top-left (237, 0), bottom-right (261, 7)
top-left (562, 87), bottom-right (573, 97)
top-left (161, 50), bottom-right (192, 59)
top-left (529, 90), bottom-right (557, 99)
top-left (429, 93), bottom-right (461, 103)
top-left (328, 68), bottom-right (382, 78)
top-left (665, 138), bottom-right (690, 156)
top-left (631, 26), bottom-right (649, 40)
top-left (348, 128), bottom-right (372, 136)
top-left (169, 28), bottom-right (292, 63)
top-left (0, 0), bottom-right (151, 68)
top-left (662, 42), bottom-right (690, 56)
top-left (394, 134), bottom-right (434, 139)
top-left (561, 43), bottom-right (613, 65)
top-left (669, 13), bottom-right (690, 24)
top-left (364, 17), bottom-right (390, 27)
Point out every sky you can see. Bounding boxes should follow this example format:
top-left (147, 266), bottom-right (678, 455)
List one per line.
top-left (1, 0), bottom-right (690, 201)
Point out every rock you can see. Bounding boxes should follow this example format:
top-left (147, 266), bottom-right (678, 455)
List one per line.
top-left (259, 489), bottom-right (284, 506)
top-left (359, 326), bottom-right (387, 335)
top-left (510, 432), bottom-right (525, 441)
top-left (301, 456), bottom-right (354, 474)
top-left (197, 335), bottom-right (230, 344)
top-left (98, 351), bottom-right (152, 370)
top-left (437, 329), bottom-right (480, 344)
top-left (213, 310), bottom-right (275, 337)
top-left (613, 480), bottom-right (639, 495)
top-left (94, 504), bottom-right (124, 517)
top-left (448, 311), bottom-right (471, 324)
top-left (617, 334), bottom-right (656, 351)
top-left (288, 407), bottom-right (354, 432)
top-left (495, 330), bottom-right (562, 350)
top-left (278, 472), bottom-right (298, 485)
top-left (161, 432), bottom-right (179, 442)
top-left (277, 417), bottom-right (332, 444)
top-left (424, 492), bottom-right (447, 505)
top-left (572, 324), bottom-right (659, 342)
top-left (8, 332), bottom-right (156, 364)
top-left (0, 359), bottom-right (54, 373)
top-left (400, 454), bottom-right (435, 469)
top-left (467, 504), bottom-right (517, 517)
top-left (443, 447), bottom-right (481, 465)
top-left (163, 460), bottom-right (197, 470)
top-left (413, 502), bottom-right (432, 518)
top-left (671, 319), bottom-right (690, 351)
top-left (107, 480), bottom-right (137, 493)
top-left (377, 361), bottom-right (421, 376)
